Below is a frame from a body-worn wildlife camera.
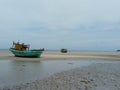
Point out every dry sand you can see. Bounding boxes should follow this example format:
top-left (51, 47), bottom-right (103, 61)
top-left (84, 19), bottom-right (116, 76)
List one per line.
top-left (0, 51), bottom-right (120, 61)
top-left (0, 51), bottom-right (120, 90)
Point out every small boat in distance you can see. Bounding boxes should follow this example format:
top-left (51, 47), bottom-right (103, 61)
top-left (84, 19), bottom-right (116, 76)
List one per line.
top-left (9, 42), bottom-right (43, 58)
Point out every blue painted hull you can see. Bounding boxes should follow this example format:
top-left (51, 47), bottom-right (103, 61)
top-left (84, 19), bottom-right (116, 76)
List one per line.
top-left (9, 48), bottom-right (42, 58)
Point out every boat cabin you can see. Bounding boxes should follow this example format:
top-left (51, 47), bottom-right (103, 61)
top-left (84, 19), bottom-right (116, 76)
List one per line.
top-left (12, 42), bottom-right (30, 51)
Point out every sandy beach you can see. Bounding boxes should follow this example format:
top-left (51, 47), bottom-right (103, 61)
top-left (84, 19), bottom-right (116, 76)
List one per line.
top-left (0, 50), bottom-right (120, 61)
top-left (0, 51), bottom-right (120, 90)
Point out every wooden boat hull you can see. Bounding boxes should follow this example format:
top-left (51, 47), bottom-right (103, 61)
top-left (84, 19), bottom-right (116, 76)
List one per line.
top-left (9, 48), bottom-right (42, 58)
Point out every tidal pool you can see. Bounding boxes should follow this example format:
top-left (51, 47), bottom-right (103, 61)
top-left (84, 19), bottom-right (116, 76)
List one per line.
top-left (0, 59), bottom-right (119, 87)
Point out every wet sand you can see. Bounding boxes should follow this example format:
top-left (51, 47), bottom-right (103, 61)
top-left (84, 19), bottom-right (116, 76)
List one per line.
top-left (0, 51), bottom-right (120, 61)
top-left (1, 62), bottom-right (120, 90)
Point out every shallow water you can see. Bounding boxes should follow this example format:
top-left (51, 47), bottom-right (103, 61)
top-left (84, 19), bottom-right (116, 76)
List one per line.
top-left (0, 59), bottom-right (119, 87)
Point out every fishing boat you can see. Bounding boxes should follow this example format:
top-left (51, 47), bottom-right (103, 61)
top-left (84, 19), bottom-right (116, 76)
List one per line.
top-left (9, 42), bottom-right (43, 58)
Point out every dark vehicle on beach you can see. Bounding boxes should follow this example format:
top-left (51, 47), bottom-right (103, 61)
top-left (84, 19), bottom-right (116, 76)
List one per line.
top-left (61, 48), bottom-right (68, 53)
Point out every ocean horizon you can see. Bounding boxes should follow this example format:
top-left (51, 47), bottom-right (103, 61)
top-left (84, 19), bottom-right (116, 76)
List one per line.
top-left (0, 48), bottom-right (117, 52)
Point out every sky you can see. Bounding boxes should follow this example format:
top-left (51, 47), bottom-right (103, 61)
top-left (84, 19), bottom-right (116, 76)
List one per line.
top-left (0, 0), bottom-right (120, 51)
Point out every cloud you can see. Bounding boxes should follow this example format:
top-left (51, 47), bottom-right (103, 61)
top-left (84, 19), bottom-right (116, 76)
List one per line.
top-left (0, 0), bottom-right (120, 50)
top-left (1, 0), bottom-right (120, 28)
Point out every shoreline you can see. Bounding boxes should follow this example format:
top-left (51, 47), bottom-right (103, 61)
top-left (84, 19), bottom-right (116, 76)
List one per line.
top-left (0, 51), bottom-right (120, 61)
